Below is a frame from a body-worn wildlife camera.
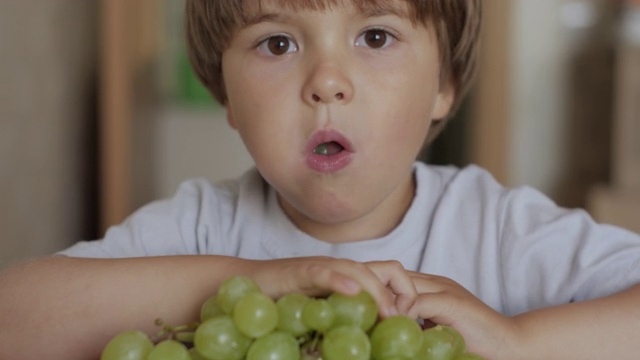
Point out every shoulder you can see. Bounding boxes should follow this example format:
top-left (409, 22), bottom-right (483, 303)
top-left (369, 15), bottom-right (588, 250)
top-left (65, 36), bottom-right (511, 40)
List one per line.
top-left (165, 167), bottom-right (268, 228)
top-left (415, 162), bottom-right (500, 185)
top-left (60, 168), bottom-right (268, 258)
top-left (414, 162), bottom-right (510, 203)
top-left (414, 162), bottom-right (568, 239)
top-left (171, 167), bottom-right (265, 207)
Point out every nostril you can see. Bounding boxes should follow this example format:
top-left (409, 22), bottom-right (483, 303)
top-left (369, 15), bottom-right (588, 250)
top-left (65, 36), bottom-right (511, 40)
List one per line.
top-left (310, 92), bottom-right (345, 103)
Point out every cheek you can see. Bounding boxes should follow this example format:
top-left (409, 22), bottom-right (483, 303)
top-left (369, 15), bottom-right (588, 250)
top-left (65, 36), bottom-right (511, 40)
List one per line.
top-left (226, 92), bottom-right (300, 170)
top-left (228, 76), bottom-right (299, 134)
top-left (378, 75), bottom-right (439, 129)
top-left (225, 63), bottom-right (289, 128)
top-left (374, 89), bottom-right (437, 156)
top-left (224, 52), bottom-right (290, 113)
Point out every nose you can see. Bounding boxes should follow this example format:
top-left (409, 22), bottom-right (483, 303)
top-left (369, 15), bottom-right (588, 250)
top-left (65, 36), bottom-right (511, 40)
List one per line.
top-left (302, 61), bottom-right (354, 106)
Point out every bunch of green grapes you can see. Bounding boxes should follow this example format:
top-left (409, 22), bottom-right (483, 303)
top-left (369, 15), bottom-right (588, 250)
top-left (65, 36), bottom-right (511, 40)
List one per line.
top-left (101, 276), bottom-right (485, 360)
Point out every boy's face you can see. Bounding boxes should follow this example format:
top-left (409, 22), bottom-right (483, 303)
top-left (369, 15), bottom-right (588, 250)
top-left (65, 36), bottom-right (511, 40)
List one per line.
top-left (222, 0), bottom-right (453, 241)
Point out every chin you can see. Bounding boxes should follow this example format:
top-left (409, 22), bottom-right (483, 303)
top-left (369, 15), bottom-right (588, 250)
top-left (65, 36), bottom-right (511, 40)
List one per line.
top-left (299, 195), bottom-right (364, 224)
top-left (274, 177), bottom-right (369, 225)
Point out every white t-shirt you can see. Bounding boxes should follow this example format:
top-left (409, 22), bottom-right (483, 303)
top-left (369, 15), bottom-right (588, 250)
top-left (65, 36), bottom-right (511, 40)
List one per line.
top-left (59, 162), bottom-right (640, 316)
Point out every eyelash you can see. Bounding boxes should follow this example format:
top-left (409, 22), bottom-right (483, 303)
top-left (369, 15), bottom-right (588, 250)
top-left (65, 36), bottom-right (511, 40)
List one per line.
top-left (254, 26), bottom-right (400, 56)
top-left (255, 34), bottom-right (298, 56)
top-left (356, 27), bottom-right (400, 49)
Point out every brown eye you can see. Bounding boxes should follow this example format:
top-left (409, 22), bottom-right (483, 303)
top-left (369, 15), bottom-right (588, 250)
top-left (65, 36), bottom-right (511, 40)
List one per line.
top-left (363, 29), bottom-right (389, 49)
top-left (267, 36), bottom-right (292, 55)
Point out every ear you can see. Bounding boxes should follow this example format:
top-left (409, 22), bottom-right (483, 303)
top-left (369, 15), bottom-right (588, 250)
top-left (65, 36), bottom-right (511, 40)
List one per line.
top-left (226, 108), bottom-right (238, 129)
top-left (432, 81), bottom-right (456, 120)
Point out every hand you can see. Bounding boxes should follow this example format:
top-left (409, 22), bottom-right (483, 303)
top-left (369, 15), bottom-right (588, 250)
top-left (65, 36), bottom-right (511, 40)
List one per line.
top-left (407, 272), bottom-right (519, 359)
top-left (245, 257), bottom-right (417, 317)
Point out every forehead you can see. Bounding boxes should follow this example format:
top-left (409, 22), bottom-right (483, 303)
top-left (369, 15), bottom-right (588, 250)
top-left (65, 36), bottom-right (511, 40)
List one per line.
top-left (247, 0), bottom-right (406, 11)
top-left (241, 0), bottom-right (421, 22)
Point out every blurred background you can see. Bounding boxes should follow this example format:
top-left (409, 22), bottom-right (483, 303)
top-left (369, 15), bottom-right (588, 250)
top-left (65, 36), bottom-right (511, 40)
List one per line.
top-left (1, 0), bottom-right (639, 269)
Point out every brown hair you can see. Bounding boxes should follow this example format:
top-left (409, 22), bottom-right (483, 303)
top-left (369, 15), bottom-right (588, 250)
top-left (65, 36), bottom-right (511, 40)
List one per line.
top-left (185, 0), bottom-right (481, 133)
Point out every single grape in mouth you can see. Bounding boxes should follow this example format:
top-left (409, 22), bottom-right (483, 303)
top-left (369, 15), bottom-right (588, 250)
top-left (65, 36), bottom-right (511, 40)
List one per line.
top-left (313, 141), bottom-right (344, 156)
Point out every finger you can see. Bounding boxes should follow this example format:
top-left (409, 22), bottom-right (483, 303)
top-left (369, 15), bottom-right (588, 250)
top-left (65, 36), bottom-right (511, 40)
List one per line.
top-left (332, 260), bottom-right (398, 318)
top-left (408, 272), bottom-right (459, 294)
top-left (407, 292), bottom-right (456, 323)
top-left (406, 277), bottom-right (481, 324)
top-left (302, 258), bottom-right (394, 303)
top-left (302, 260), bottom-right (363, 296)
top-left (249, 257), bottom-right (355, 299)
top-left (367, 260), bottom-right (417, 316)
top-left (312, 258), bottom-right (400, 318)
top-left (284, 257), bottom-right (399, 318)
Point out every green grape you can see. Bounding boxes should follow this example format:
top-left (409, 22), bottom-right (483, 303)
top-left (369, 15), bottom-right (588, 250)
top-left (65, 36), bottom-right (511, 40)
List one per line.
top-left (100, 330), bottom-right (154, 360)
top-left (147, 339), bottom-right (191, 360)
top-left (194, 315), bottom-right (252, 360)
top-left (321, 325), bottom-right (371, 360)
top-left (276, 293), bottom-right (311, 337)
top-left (217, 275), bottom-right (261, 314)
top-left (188, 348), bottom-right (209, 360)
top-left (442, 326), bottom-right (466, 356)
top-left (233, 292), bottom-right (279, 338)
top-left (456, 353), bottom-right (485, 360)
top-left (301, 298), bottom-right (335, 332)
top-left (420, 325), bottom-right (464, 360)
top-left (246, 331), bottom-right (300, 360)
top-left (327, 291), bottom-right (377, 332)
top-left (201, 295), bottom-right (225, 322)
top-left (370, 315), bottom-right (423, 360)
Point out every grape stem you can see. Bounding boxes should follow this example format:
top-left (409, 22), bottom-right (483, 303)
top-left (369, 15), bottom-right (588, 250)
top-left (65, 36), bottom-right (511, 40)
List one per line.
top-left (301, 338), bottom-right (323, 359)
top-left (174, 331), bottom-right (195, 343)
top-left (309, 332), bottom-right (322, 353)
top-left (151, 318), bottom-right (199, 343)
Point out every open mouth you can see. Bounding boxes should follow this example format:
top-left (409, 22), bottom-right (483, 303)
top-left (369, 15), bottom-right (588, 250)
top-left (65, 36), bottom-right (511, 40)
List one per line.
top-left (313, 141), bottom-right (345, 156)
top-left (306, 131), bottom-right (353, 172)
top-left (307, 130), bottom-right (353, 157)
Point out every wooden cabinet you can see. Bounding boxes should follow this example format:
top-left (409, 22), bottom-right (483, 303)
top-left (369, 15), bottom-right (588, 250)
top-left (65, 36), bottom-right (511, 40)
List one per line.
top-left (100, 0), bottom-right (165, 230)
top-left (471, 0), bottom-right (512, 183)
top-left (99, 0), bottom-right (253, 232)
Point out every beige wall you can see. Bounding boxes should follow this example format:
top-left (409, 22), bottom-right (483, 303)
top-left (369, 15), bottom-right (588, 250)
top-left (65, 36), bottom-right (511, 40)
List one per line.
top-left (507, 0), bottom-right (615, 208)
top-left (0, 1), bottom-right (98, 269)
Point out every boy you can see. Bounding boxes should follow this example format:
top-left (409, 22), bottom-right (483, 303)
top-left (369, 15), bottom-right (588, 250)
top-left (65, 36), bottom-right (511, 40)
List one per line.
top-left (1, 0), bottom-right (640, 359)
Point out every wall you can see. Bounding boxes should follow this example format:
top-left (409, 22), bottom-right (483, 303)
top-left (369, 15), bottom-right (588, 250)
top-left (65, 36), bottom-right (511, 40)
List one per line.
top-left (119, 0), bottom-right (255, 202)
top-left (148, 0), bottom-right (255, 200)
top-left (151, 106), bottom-right (254, 200)
top-left (509, 0), bottom-right (614, 207)
top-left (0, 1), bottom-right (98, 269)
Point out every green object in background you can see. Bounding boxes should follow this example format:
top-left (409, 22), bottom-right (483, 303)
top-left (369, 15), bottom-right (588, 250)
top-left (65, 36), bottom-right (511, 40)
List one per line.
top-left (178, 51), bottom-right (216, 106)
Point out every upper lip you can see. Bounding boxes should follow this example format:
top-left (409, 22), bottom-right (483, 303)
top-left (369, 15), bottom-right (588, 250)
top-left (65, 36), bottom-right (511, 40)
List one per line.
top-left (305, 129), bottom-right (354, 154)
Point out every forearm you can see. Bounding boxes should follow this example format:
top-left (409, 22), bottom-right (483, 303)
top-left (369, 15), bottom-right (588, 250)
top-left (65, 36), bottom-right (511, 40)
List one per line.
top-left (0, 255), bottom-right (417, 359)
top-left (0, 254), bottom-right (253, 360)
top-left (509, 284), bottom-right (640, 360)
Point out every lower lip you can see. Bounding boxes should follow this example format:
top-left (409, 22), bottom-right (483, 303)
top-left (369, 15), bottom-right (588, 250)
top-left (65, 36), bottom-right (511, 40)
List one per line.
top-left (305, 151), bottom-right (353, 173)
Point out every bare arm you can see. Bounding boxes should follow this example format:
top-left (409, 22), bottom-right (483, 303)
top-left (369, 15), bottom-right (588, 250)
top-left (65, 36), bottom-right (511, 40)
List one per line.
top-left (0, 255), bottom-right (248, 359)
top-left (508, 284), bottom-right (640, 360)
top-left (0, 255), bottom-right (415, 360)
top-left (408, 272), bottom-right (640, 360)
